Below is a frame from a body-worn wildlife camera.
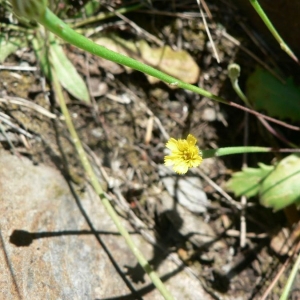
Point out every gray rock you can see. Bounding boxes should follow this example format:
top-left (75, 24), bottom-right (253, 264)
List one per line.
top-left (159, 165), bottom-right (209, 213)
top-left (0, 150), bottom-right (211, 299)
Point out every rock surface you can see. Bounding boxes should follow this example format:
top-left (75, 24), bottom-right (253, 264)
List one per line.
top-left (0, 150), bottom-right (211, 299)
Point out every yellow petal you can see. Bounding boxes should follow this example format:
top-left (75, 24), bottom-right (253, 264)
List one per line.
top-left (165, 138), bottom-right (179, 151)
top-left (164, 155), bottom-right (175, 166)
top-left (176, 139), bottom-right (188, 152)
top-left (164, 134), bottom-right (203, 175)
top-left (187, 134), bottom-right (197, 145)
top-left (190, 157), bottom-right (202, 168)
top-left (173, 164), bottom-right (189, 174)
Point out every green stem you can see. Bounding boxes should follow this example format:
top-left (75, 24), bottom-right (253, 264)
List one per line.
top-left (249, 0), bottom-right (298, 63)
top-left (51, 67), bottom-right (173, 300)
top-left (14, 4), bottom-right (300, 132)
top-left (227, 63), bottom-right (250, 106)
top-left (279, 251), bottom-right (300, 300)
top-left (203, 146), bottom-right (275, 159)
top-left (36, 8), bottom-right (228, 105)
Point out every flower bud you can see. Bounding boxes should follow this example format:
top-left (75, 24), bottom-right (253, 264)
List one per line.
top-left (227, 63), bottom-right (241, 83)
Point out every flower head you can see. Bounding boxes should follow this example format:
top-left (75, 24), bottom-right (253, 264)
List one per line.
top-left (164, 134), bottom-right (202, 174)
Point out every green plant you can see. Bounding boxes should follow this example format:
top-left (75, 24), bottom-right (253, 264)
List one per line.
top-left (249, 0), bottom-right (299, 63)
top-left (6, 0), bottom-right (300, 299)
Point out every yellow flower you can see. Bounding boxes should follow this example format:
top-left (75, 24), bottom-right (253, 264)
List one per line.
top-left (164, 134), bottom-right (202, 174)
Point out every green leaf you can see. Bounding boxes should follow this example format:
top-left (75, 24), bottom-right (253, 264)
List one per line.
top-left (84, 0), bottom-right (101, 17)
top-left (50, 36), bottom-right (90, 103)
top-left (33, 31), bottom-right (90, 102)
top-left (226, 163), bottom-right (274, 198)
top-left (259, 154), bottom-right (300, 211)
top-left (246, 67), bottom-right (300, 122)
top-left (0, 35), bottom-right (25, 63)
